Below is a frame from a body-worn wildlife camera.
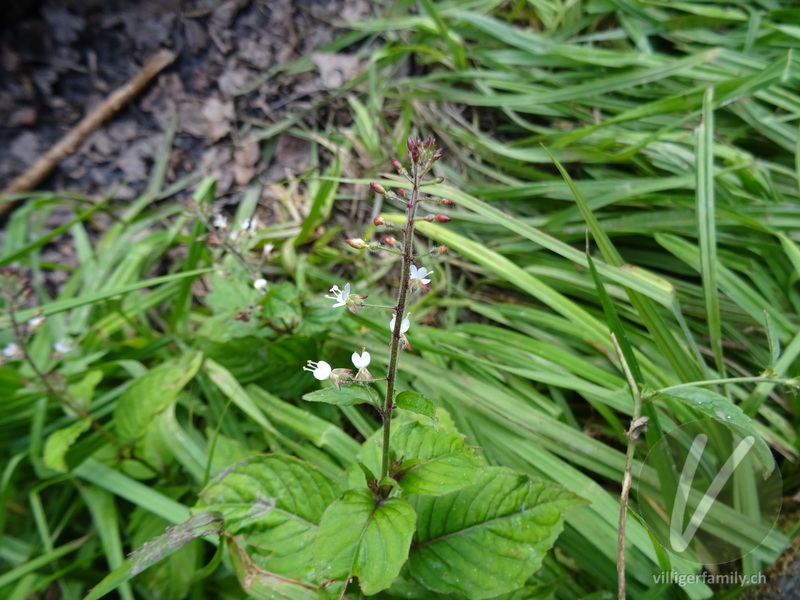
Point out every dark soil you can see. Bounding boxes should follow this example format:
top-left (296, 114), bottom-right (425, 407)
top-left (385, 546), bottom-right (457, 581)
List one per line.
top-left (0, 0), bottom-right (372, 208)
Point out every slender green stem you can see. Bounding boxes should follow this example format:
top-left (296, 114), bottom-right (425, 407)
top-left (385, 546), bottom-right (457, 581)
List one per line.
top-left (380, 175), bottom-right (421, 479)
top-left (613, 333), bottom-right (643, 600)
top-left (362, 303), bottom-right (396, 310)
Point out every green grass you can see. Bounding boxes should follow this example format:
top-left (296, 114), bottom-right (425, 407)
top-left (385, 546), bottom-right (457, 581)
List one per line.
top-left (2, 1), bottom-right (799, 598)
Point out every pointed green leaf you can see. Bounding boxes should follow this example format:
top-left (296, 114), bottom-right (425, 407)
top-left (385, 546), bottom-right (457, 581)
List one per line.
top-left (303, 384), bottom-right (379, 407)
top-left (43, 418), bottom-right (91, 473)
top-left (655, 386), bottom-right (774, 475)
top-left (395, 391), bottom-right (437, 419)
top-left (225, 535), bottom-right (321, 600)
top-left (393, 421), bottom-right (483, 496)
top-left (409, 467), bottom-right (586, 600)
top-left (197, 454), bottom-right (340, 582)
top-left (314, 488), bottom-right (416, 595)
top-left (114, 351), bottom-right (203, 443)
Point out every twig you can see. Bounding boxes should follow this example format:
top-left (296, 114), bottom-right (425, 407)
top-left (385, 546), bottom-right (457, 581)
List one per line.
top-left (0, 49), bottom-right (177, 217)
top-left (613, 333), bottom-right (646, 600)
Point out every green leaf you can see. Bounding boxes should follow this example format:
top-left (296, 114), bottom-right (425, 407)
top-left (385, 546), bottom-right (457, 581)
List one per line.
top-left (314, 487), bottom-right (416, 595)
top-left (67, 370), bottom-right (104, 407)
top-left (303, 384), bottom-right (379, 407)
top-left (655, 386), bottom-right (775, 475)
top-left (764, 311), bottom-right (780, 370)
top-left (82, 512), bottom-right (223, 600)
top-left (395, 391), bottom-right (437, 421)
top-left (226, 537), bottom-right (321, 600)
top-left (114, 351), bottom-right (203, 443)
top-left (696, 87), bottom-right (724, 377)
top-left (43, 418), bottom-right (91, 473)
top-left (205, 261), bottom-right (262, 315)
top-left (197, 454), bottom-right (340, 582)
top-left (258, 281), bottom-right (303, 332)
top-left (392, 422), bottom-right (483, 496)
top-left (129, 509), bottom-right (202, 600)
top-left (409, 467), bottom-right (586, 600)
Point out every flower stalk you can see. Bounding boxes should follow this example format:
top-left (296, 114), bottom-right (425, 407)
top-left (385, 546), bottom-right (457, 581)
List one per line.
top-left (379, 136), bottom-right (442, 479)
top-left (303, 135), bottom-right (451, 484)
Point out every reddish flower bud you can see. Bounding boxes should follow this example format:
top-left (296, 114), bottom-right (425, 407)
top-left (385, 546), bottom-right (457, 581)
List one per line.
top-left (440, 198), bottom-right (455, 207)
top-left (391, 158), bottom-right (403, 171)
top-left (434, 214), bottom-right (451, 223)
top-left (397, 188), bottom-right (406, 197)
top-left (373, 216), bottom-right (384, 226)
top-left (346, 238), bottom-right (368, 249)
top-left (407, 136), bottom-right (415, 153)
top-left (382, 236), bottom-right (398, 247)
top-left (438, 244), bottom-right (449, 254)
top-left (432, 148), bottom-right (443, 161)
top-left (370, 182), bottom-right (386, 195)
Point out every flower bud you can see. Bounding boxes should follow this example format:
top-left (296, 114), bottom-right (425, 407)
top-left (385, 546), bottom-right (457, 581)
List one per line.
top-left (370, 182), bottom-right (387, 195)
top-left (396, 188), bottom-right (406, 197)
top-left (432, 148), bottom-right (443, 161)
top-left (391, 158), bottom-right (403, 171)
top-left (382, 236), bottom-right (398, 247)
top-left (439, 198), bottom-right (455, 207)
top-left (438, 244), bottom-right (449, 254)
top-left (373, 216), bottom-right (384, 226)
top-left (407, 135), bottom-right (415, 153)
top-left (346, 238), bottom-right (368, 249)
top-left (434, 214), bottom-right (451, 223)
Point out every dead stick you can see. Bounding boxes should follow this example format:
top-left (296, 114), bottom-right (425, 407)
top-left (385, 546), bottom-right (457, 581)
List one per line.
top-left (0, 49), bottom-right (177, 216)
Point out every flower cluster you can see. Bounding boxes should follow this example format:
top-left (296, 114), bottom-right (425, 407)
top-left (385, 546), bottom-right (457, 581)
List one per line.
top-left (302, 136), bottom-right (452, 410)
top-left (302, 350), bottom-right (373, 389)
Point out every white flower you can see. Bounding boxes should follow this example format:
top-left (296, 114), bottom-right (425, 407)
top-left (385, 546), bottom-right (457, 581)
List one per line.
top-left (230, 218), bottom-right (259, 241)
top-left (352, 350), bottom-right (371, 369)
top-left (212, 213), bottom-right (228, 228)
top-left (303, 360), bottom-right (332, 381)
top-left (3, 343), bottom-right (20, 358)
top-left (410, 264), bottom-right (433, 285)
top-left (240, 218), bottom-right (258, 232)
top-left (389, 313), bottom-right (411, 334)
top-left (254, 278), bottom-right (268, 293)
top-left (262, 243), bottom-right (275, 257)
top-left (352, 349), bottom-right (373, 380)
top-left (53, 339), bottom-right (72, 354)
top-left (325, 283), bottom-right (351, 308)
top-left (27, 316), bottom-right (46, 329)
